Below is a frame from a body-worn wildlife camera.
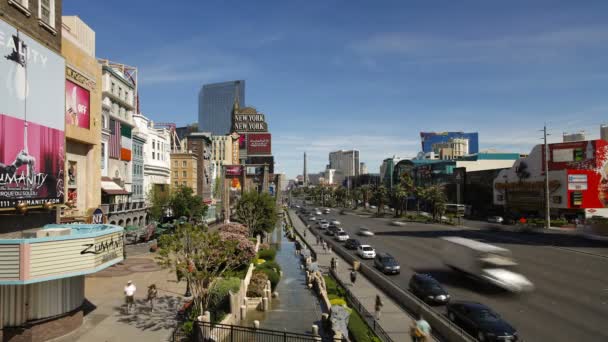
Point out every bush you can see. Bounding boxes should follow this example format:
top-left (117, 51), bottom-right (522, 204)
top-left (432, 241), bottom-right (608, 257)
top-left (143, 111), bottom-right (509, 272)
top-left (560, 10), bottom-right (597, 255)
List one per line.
top-left (258, 248), bottom-right (277, 261)
top-left (552, 219), bottom-right (568, 227)
top-left (324, 275), bottom-right (346, 299)
top-left (348, 309), bottom-right (381, 342)
top-left (256, 260), bottom-right (281, 273)
top-left (256, 258), bottom-right (266, 265)
top-left (247, 271), bottom-right (269, 297)
top-left (255, 268), bottom-right (280, 290)
top-left (224, 264), bottom-right (249, 280)
top-left (330, 298), bottom-right (347, 307)
top-left (208, 277), bottom-right (241, 323)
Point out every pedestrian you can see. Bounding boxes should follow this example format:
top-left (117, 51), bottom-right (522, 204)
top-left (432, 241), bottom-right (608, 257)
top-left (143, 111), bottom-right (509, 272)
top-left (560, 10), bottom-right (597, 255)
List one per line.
top-left (350, 269), bottom-right (357, 284)
top-left (410, 313), bottom-right (431, 341)
top-left (147, 284), bottom-right (158, 311)
top-left (331, 257), bottom-right (336, 270)
top-left (316, 235), bottom-right (320, 245)
top-left (375, 294), bottom-right (383, 320)
top-left (124, 280), bottom-right (136, 314)
top-left (304, 229), bottom-right (307, 237)
top-left (322, 241), bottom-right (327, 252)
top-left (328, 245), bottom-right (332, 254)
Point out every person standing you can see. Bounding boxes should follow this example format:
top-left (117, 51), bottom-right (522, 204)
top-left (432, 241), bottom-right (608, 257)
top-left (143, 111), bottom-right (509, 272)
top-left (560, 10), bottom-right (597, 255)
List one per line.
top-left (147, 284), bottom-right (158, 311)
top-left (375, 294), bottom-right (383, 320)
top-left (124, 280), bottom-right (137, 314)
top-left (411, 314), bottom-right (431, 341)
top-left (350, 269), bottom-right (357, 284)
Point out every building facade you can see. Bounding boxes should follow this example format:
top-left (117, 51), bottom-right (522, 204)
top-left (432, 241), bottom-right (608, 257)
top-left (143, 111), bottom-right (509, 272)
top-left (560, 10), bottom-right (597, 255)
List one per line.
top-left (132, 114), bottom-right (171, 202)
top-left (329, 150), bottom-right (360, 177)
top-left (61, 16), bottom-right (102, 222)
top-left (199, 80), bottom-right (245, 135)
top-left (211, 133), bottom-right (240, 167)
top-left (171, 152), bottom-right (198, 192)
top-left (185, 133), bottom-right (213, 202)
top-left (380, 156), bottom-right (403, 190)
top-left (420, 131), bottom-right (479, 155)
top-left (131, 135), bottom-right (145, 202)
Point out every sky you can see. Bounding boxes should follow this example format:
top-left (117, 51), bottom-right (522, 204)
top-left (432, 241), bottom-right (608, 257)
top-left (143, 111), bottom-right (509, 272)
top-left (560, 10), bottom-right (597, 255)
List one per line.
top-left (64, 0), bottom-right (608, 178)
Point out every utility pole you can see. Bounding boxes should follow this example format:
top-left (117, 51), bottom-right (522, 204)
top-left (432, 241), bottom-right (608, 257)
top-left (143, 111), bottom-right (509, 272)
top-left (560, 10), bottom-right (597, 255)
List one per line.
top-left (542, 124), bottom-right (551, 230)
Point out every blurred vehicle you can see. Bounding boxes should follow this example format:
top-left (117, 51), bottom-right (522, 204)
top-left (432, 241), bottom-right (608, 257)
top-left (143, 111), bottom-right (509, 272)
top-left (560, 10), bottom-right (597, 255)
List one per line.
top-left (344, 238), bottom-right (361, 250)
top-left (447, 301), bottom-right (519, 341)
top-left (309, 216), bottom-right (317, 221)
top-left (391, 221), bottom-right (406, 226)
top-left (315, 210), bottom-right (322, 215)
top-left (409, 273), bottom-right (450, 304)
top-left (487, 216), bottom-right (504, 224)
top-left (319, 222), bottom-right (329, 229)
top-left (326, 226), bottom-right (340, 236)
top-left (323, 208), bottom-right (331, 214)
top-left (441, 237), bottom-right (534, 292)
top-left (330, 219), bottom-right (341, 225)
top-left (374, 253), bottom-right (400, 274)
top-left (358, 227), bottom-right (374, 236)
top-left (295, 205), bottom-right (301, 208)
top-left (357, 245), bottom-right (376, 259)
top-left (335, 231), bottom-right (349, 241)
top-left (370, 205), bottom-right (377, 209)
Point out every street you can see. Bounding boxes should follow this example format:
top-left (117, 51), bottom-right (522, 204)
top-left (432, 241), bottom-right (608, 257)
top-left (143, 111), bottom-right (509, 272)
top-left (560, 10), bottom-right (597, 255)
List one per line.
top-left (299, 205), bottom-right (608, 342)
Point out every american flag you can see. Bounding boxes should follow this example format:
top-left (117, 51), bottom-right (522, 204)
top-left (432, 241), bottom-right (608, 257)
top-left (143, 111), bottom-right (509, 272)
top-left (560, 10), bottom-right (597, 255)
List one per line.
top-left (109, 119), bottom-right (121, 159)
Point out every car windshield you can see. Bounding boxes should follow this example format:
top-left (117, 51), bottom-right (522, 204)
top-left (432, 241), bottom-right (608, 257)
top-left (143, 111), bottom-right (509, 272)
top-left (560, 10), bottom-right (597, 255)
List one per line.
top-left (473, 309), bottom-right (501, 323)
top-left (382, 257), bottom-right (396, 265)
top-left (362, 246), bottom-right (373, 251)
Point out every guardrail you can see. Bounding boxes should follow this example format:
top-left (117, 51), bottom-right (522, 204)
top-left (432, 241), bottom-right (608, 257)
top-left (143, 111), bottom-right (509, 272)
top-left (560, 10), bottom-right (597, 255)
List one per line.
top-left (290, 210), bottom-right (476, 342)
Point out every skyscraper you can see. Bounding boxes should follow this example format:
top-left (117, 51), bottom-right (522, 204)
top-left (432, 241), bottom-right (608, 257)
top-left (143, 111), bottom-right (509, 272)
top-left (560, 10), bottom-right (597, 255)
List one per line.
top-left (303, 152), bottom-right (308, 186)
top-left (329, 150), bottom-right (360, 177)
top-left (199, 80), bottom-right (245, 135)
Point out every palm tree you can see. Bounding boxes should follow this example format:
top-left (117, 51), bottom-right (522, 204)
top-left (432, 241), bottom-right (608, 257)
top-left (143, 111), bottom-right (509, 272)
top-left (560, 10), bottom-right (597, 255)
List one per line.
top-left (399, 173), bottom-right (415, 216)
top-left (391, 184), bottom-right (407, 217)
top-left (424, 185), bottom-right (447, 221)
top-left (351, 188), bottom-right (362, 209)
top-left (372, 185), bottom-right (388, 215)
top-left (360, 184), bottom-right (372, 208)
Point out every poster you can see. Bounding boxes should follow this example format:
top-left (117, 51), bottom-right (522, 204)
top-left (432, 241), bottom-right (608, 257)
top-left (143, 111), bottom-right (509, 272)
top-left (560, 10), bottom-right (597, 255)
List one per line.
top-left (0, 19), bottom-right (65, 208)
top-left (247, 133), bottom-right (271, 155)
top-left (65, 80), bottom-right (90, 129)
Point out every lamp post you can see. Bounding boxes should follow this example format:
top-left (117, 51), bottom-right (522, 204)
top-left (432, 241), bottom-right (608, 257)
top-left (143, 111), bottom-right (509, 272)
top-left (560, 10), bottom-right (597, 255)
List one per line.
top-left (184, 232), bottom-right (192, 298)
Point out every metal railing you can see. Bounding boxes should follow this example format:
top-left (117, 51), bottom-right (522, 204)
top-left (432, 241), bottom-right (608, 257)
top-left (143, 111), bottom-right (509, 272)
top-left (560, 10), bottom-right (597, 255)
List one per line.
top-left (196, 322), bottom-right (327, 342)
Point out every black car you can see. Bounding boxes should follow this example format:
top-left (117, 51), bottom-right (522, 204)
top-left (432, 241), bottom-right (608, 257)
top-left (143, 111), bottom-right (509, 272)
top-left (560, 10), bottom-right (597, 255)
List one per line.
top-left (374, 253), bottom-right (400, 274)
top-left (326, 226), bottom-right (339, 236)
top-left (344, 238), bottom-right (361, 250)
top-left (409, 273), bottom-right (450, 304)
top-left (446, 301), bottom-right (519, 341)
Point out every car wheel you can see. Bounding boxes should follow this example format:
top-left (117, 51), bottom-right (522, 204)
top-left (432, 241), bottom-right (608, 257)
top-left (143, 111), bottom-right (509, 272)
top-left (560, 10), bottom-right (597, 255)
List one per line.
top-left (448, 312), bottom-right (456, 322)
top-left (477, 331), bottom-right (486, 341)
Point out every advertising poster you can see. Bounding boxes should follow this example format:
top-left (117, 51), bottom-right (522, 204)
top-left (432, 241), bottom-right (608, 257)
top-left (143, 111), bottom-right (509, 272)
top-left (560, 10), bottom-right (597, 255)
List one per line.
top-left (65, 80), bottom-right (90, 129)
top-left (0, 20), bottom-right (65, 208)
top-left (247, 133), bottom-right (272, 155)
top-left (225, 165), bottom-right (242, 176)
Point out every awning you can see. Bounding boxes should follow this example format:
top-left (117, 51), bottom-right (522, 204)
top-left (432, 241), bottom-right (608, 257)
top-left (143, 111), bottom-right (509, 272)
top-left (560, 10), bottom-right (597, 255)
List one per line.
top-left (101, 179), bottom-right (130, 195)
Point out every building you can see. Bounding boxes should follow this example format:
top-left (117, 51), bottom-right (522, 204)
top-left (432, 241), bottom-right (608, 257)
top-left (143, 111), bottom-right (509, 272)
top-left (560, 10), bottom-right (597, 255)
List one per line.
top-left (420, 132), bottom-right (479, 155)
top-left (61, 16), bottom-right (102, 222)
top-left (184, 132), bottom-right (213, 202)
top-left (432, 137), bottom-right (469, 160)
top-left (380, 156), bottom-right (403, 190)
top-left (131, 134), bottom-right (145, 202)
top-left (199, 80), bottom-right (245, 135)
top-left (563, 131), bottom-right (586, 142)
top-left (360, 162), bottom-right (368, 175)
top-left (171, 152), bottom-right (198, 192)
top-left (329, 150), bottom-right (360, 177)
top-left (211, 133), bottom-right (240, 167)
top-left (132, 114), bottom-right (171, 201)
top-left (494, 139), bottom-right (608, 221)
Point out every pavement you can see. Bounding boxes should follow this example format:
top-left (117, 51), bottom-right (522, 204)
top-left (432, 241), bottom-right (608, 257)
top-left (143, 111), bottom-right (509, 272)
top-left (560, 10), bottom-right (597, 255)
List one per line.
top-left (52, 255), bottom-right (187, 342)
top-left (302, 204), bottom-right (608, 342)
top-left (288, 210), bottom-right (422, 342)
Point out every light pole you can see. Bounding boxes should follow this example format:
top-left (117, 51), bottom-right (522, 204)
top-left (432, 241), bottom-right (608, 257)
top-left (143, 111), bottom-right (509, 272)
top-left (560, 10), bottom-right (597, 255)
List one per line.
top-left (541, 124), bottom-right (551, 229)
top-left (184, 232), bottom-right (192, 298)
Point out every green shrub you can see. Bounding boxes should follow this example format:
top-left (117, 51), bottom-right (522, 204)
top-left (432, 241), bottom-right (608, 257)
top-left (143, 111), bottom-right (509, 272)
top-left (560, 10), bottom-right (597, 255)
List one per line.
top-left (255, 268), bottom-right (280, 290)
top-left (207, 277), bottom-right (240, 324)
top-left (181, 321), bottom-right (194, 336)
top-left (258, 248), bottom-right (277, 261)
top-left (324, 275), bottom-right (346, 298)
top-left (348, 309), bottom-right (381, 342)
top-left (552, 219), bottom-right (568, 227)
top-left (256, 260), bottom-right (281, 273)
top-left (330, 298), bottom-right (347, 306)
top-left (224, 264), bottom-right (249, 280)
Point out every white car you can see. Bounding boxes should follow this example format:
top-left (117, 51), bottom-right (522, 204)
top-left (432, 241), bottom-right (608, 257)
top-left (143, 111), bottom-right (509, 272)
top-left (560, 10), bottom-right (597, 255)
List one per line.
top-left (488, 216), bottom-right (504, 223)
top-left (358, 227), bottom-right (374, 236)
top-left (370, 205), bottom-right (377, 209)
top-left (391, 221), bottom-right (406, 226)
top-left (315, 211), bottom-right (322, 216)
top-left (330, 220), bottom-right (341, 226)
top-left (335, 231), bottom-right (349, 241)
top-left (319, 222), bottom-right (329, 229)
top-left (323, 209), bottom-right (331, 214)
top-left (309, 216), bottom-right (317, 221)
top-left (357, 245), bottom-right (376, 259)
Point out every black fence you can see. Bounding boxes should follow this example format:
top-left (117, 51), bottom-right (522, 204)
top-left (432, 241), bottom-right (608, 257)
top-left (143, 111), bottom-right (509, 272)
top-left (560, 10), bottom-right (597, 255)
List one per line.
top-left (171, 324), bottom-right (192, 342)
top-left (196, 322), bottom-right (331, 342)
top-left (329, 269), bottom-right (394, 342)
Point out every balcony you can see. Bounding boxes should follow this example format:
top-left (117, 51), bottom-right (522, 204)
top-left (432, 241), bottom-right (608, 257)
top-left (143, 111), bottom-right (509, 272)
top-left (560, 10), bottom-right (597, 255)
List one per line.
top-left (103, 201), bottom-right (146, 214)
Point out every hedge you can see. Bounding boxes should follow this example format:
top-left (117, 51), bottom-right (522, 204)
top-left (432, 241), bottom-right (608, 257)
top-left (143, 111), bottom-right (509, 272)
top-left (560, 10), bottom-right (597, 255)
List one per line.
top-left (255, 268), bottom-right (280, 290)
top-left (256, 260), bottom-right (281, 273)
top-left (348, 309), bottom-right (382, 342)
top-left (258, 248), bottom-right (277, 261)
top-left (208, 277), bottom-right (241, 323)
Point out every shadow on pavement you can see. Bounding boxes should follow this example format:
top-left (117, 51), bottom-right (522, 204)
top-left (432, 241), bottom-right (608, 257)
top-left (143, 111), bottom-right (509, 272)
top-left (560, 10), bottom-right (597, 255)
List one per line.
top-left (375, 228), bottom-right (608, 250)
top-left (114, 295), bottom-right (182, 332)
top-left (82, 299), bottom-right (97, 316)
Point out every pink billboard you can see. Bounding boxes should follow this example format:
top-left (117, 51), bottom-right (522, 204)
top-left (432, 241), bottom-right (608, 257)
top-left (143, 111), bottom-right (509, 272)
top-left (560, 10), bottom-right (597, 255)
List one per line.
top-left (65, 80), bottom-right (90, 129)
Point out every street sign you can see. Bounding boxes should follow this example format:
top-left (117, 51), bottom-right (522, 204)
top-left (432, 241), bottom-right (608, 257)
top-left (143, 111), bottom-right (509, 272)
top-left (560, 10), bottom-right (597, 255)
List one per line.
top-left (92, 208), bottom-right (104, 224)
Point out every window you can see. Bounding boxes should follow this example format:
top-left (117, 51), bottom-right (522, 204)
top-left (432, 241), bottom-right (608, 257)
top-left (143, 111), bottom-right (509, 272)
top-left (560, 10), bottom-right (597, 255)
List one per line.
top-left (118, 87), bottom-right (122, 98)
top-left (152, 140), bottom-right (155, 149)
top-left (174, 161), bottom-right (178, 167)
top-left (182, 161), bottom-right (187, 167)
top-left (112, 103), bottom-right (118, 116)
top-left (182, 181), bottom-right (187, 186)
top-left (182, 171), bottom-right (187, 178)
top-left (174, 181), bottom-right (178, 187)
top-left (152, 152), bottom-right (155, 160)
top-left (101, 142), bottom-right (106, 169)
top-left (38, 0), bottom-right (55, 29)
top-left (111, 82), bottom-right (115, 94)
top-left (174, 171), bottom-right (178, 178)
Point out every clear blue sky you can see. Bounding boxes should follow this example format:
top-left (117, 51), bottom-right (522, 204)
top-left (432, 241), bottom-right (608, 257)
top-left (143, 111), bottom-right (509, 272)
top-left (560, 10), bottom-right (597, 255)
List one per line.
top-left (64, 0), bottom-right (608, 178)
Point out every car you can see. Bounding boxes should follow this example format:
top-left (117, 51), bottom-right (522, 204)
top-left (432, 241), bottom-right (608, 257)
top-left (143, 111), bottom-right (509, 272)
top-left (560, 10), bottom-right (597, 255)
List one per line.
top-left (315, 211), bottom-right (322, 216)
top-left (335, 231), bottom-right (349, 241)
top-left (309, 216), bottom-right (317, 221)
top-left (319, 222), bottom-right (330, 229)
top-left (344, 239), bottom-right (361, 250)
top-left (358, 227), bottom-right (374, 236)
top-left (357, 245), bottom-right (376, 259)
top-left (295, 205), bottom-right (301, 209)
top-left (446, 301), bottom-right (519, 342)
top-left (326, 226), bottom-right (339, 236)
top-left (391, 221), bottom-right (406, 226)
top-left (409, 273), bottom-right (450, 304)
top-left (323, 209), bottom-right (331, 214)
top-left (370, 205), bottom-right (377, 209)
top-left (374, 253), bottom-right (400, 274)
top-left (488, 216), bottom-right (504, 224)
top-left (330, 219), bottom-right (341, 225)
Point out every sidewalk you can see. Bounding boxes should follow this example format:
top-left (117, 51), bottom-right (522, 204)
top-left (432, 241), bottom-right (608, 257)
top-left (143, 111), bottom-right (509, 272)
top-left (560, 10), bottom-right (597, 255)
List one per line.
top-left (288, 210), bottom-right (418, 342)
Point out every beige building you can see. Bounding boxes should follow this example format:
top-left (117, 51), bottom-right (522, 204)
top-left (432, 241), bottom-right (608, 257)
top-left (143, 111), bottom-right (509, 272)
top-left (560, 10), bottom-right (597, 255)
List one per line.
top-left (61, 16), bottom-right (102, 221)
top-left (433, 138), bottom-right (469, 160)
top-left (211, 133), bottom-right (240, 166)
top-left (171, 152), bottom-right (198, 192)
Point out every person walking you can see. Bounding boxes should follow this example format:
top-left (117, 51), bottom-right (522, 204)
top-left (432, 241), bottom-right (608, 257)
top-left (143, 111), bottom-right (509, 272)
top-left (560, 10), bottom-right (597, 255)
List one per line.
top-left (350, 269), bottom-right (357, 284)
top-left (147, 284), bottom-right (158, 311)
top-left (322, 241), bottom-right (327, 253)
top-left (316, 235), bottom-right (321, 245)
top-left (410, 314), bottom-right (431, 341)
top-left (124, 280), bottom-right (136, 314)
top-left (330, 257), bottom-right (336, 271)
top-left (375, 294), bottom-right (383, 320)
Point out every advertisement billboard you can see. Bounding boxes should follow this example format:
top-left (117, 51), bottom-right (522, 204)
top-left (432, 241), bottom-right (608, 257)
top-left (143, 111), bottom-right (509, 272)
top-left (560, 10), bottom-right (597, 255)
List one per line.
top-left (65, 80), bottom-right (90, 129)
top-left (0, 19), bottom-right (65, 209)
top-left (225, 165), bottom-right (242, 176)
top-left (247, 133), bottom-right (272, 155)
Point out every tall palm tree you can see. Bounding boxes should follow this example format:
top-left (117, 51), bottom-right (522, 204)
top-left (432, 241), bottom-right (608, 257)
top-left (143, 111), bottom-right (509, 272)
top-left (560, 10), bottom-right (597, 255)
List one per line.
top-left (399, 173), bottom-right (415, 216)
top-left (392, 184), bottom-right (407, 217)
top-left (372, 185), bottom-right (388, 215)
top-left (360, 184), bottom-right (372, 208)
top-left (424, 184), bottom-right (447, 221)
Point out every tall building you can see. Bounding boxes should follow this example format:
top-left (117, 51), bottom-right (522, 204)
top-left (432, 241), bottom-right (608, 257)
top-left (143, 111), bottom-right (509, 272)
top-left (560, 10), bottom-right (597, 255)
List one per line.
top-left (329, 150), bottom-right (360, 177)
top-left (420, 132), bottom-right (479, 155)
top-left (199, 80), bottom-right (245, 135)
top-left (303, 152), bottom-right (308, 186)
top-left (185, 132), bottom-right (213, 202)
top-left (360, 162), bottom-right (368, 175)
top-left (171, 152), bottom-right (198, 192)
top-left (380, 156), bottom-right (403, 190)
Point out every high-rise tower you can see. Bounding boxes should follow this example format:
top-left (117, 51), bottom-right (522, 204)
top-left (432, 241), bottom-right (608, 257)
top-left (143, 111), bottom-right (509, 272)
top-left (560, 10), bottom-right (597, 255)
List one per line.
top-left (303, 152), bottom-right (308, 186)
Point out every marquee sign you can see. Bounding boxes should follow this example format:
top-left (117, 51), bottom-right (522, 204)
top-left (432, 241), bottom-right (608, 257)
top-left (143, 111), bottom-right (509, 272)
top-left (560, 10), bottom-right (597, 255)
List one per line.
top-left (233, 113), bottom-right (268, 132)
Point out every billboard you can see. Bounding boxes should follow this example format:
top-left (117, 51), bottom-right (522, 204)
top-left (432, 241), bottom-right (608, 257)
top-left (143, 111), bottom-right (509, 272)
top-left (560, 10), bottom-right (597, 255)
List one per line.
top-left (0, 19), bottom-right (65, 208)
top-left (420, 132), bottom-right (479, 154)
top-left (247, 133), bottom-right (272, 155)
top-left (225, 165), bottom-right (242, 176)
top-left (233, 113), bottom-right (268, 132)
top-left (65, 79), bottom-right (90, 129)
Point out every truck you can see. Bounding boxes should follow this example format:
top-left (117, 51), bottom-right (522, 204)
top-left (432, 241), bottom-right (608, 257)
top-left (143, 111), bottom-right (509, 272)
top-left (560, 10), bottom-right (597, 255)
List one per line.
top-left (441, 237), bottom-right (534, 292)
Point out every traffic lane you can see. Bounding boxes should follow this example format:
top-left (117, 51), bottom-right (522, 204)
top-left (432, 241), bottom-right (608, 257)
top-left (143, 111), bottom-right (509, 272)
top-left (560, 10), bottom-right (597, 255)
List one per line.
top-left (328, 212), bottom-right (608, 342)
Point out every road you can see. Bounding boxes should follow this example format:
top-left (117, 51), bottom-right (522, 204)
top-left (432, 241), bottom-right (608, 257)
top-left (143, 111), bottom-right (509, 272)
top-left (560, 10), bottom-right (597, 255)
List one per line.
top-left (297, 204), bottom-right (608, 342)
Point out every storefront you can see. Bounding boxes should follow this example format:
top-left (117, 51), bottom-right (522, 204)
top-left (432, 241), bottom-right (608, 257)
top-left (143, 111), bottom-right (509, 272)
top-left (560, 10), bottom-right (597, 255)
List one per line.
top-left (0, 224), bottom-right (123, 341)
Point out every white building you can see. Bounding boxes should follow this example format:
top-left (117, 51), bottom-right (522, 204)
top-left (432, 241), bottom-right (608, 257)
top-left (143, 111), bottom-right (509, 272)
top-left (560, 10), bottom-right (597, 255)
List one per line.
top-left (133, 113), bottom-right (171, 201)
top-left (329, 149), bottom-right (360, 177)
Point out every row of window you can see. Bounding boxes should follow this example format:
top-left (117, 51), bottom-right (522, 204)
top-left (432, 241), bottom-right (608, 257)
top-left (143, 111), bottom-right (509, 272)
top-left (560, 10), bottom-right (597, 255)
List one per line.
top-left (133, 145), bottom-right (143, 158)
top-left (132, 184), bottom-right (143, 197)
top-left (173, 170), bottom-right (188, 178)
top-left (11, 0), bottom-right (55, 29)
top-left (174, 181), bottom-right (187, 187)
top-left (110, 81), bottom-right (131, 102)
top-left (111, 101), bottom-right (130, 119)
top-left (174, 160), bottom-right (188, 167)
top-left (133, 164), bottom-right (143, 176)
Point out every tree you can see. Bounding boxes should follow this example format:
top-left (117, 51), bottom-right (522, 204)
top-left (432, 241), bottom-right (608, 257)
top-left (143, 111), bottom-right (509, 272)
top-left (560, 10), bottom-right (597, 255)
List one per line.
top-left (156, 224), bottom-right (255, 315)
top-left (234, 190), bottom-right (278, 237)
top-left (360, 184), bottom-right (372, 208)
top-left (371, 185), bottom-right (388, 215)
top-left (147, 185), bottom-right (171, 222)
top-left (399, 173), bottom-right (415, 216)
top-left (170, 185), bottom-right (208, 223)
top-left (424, 185), bottom-right (448, 221)
top-left (391, 184), bottom-right (408, 217)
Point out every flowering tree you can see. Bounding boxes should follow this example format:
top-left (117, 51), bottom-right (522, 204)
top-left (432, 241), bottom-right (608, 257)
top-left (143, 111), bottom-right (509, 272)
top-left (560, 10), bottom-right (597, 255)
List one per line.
top-left (156, 224), bottom-right (255, 315)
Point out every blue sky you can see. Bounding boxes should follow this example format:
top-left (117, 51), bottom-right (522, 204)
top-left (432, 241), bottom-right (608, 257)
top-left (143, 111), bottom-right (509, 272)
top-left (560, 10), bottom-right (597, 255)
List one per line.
top-left (64, 1), bottom-right (608, 178)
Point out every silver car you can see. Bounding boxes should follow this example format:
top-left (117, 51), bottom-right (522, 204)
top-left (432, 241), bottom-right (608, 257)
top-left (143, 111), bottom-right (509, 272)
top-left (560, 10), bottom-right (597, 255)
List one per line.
top-left (358, 227), bottom-right (374, 236)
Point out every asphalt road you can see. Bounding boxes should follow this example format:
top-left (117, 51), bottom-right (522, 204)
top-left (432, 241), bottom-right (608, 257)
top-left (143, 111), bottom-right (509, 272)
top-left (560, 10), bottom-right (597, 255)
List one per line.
top-left (297, 204), bottom-right (608, 342)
